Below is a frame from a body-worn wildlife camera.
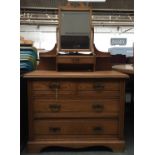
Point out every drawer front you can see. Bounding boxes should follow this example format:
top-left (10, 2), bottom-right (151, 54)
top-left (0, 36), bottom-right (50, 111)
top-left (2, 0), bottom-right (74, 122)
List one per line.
top-left (32, 80), bottom-right (76, 91)
top-left (32, 79), bottom-right (120, 91)
top-left (57, 57), bottom-right (73, 64)
top-left (78, 80), bottom-right (120, 91)
top-left (32, 90), bottom-right (120, 99)
top-left (34, 119), bottom-right (118, 136)
top-left (57, 56), bottom-right (95, 64)
top-left (78, 57), bottom-right (95, 64)
top-left (33, 99), bottom-right (119, 113)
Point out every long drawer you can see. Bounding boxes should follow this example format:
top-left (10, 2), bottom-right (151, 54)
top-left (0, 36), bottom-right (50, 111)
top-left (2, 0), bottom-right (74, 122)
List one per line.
top-left (32, 90), bottom-right (120, 99)
top-left (57, 56), bottom-right (95, 64)
top-left (31, 79), bottom-right (120, 91)
top-left (33, 99), bottom-right (119, 114)
top-left (34, 119), bottom-right (118, 136)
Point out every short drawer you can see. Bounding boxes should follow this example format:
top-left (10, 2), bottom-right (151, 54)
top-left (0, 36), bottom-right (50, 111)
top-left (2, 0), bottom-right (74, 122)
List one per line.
top-left (34, 119), bottom-right (118, 136)
top-left (78, 79), bottom-right (120, 91)
top-left (33, 99), bottom-right (119, 114)
top-left (32, 90), bottom-right (74, 99)
top-left (77, 90), bottom-right (120, 99)
top-left (32, 80), bottom-right (76, 91)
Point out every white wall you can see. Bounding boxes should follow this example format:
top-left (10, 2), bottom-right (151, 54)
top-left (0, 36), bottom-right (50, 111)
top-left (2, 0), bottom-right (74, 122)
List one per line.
top-left (20, 25), bottom-right (134, 52)
top-left (94, 26), bottom-right (134, 52)
top-left (20, 25), bottom-right (56, 50)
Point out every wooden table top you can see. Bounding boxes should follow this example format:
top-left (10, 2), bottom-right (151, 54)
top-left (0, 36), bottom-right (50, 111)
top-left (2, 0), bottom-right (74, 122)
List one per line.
top-left (112, 64), bottom-right (134, 74)
top-left (24, 70), bottom-right (128, 79)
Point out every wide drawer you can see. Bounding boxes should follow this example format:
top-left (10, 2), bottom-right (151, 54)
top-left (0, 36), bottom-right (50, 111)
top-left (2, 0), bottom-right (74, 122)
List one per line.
top-left (34, 119), bottom-right (118, 136)
top-left (31, 79), bottom-right (120, 91)
top-left (32, 90), bottom-right (120, 99)
top-left (33, 99), bottom-right (119, 114)
top-left (57, 56), bottom-right (95, 64)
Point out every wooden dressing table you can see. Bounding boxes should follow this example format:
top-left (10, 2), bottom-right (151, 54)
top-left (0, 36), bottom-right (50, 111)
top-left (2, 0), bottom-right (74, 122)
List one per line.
top-left (24, 3), bottom-right (128, 153)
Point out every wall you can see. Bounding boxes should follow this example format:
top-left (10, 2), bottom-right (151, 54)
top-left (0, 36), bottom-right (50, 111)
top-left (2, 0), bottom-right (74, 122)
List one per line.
top-left (20, 25), bottom-right (57, 50)
top-left (94, 26), bottom-right (134, 50)
top-left (20, 25), bottom-right (134, 55)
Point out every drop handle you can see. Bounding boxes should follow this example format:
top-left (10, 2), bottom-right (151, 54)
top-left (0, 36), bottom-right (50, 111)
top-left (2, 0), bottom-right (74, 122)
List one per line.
top-left (49, 127), bottom-right (61, 134)
top-left (49, 82), bottom-right (60, 89)
top-left (93, 126), bottom-right (103, 134)
top-left (49, 104), bottom-right (61, 112)
top-left (93, 82), bottom-right (104, 90)
top-left (92, 103), bottom-right (104, 112)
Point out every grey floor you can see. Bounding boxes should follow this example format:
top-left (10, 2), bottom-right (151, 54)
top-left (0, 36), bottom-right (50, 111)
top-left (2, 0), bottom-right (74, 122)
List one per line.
top-left (21, 103), bottom-right (134, 155)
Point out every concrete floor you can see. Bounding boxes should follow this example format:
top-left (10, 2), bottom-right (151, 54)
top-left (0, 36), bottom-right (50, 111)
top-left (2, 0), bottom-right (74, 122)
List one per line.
top-left (21, 103), bottom-right (134, 155)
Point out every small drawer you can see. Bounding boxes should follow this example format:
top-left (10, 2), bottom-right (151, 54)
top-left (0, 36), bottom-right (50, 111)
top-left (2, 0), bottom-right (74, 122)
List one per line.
top-left (32, 90), bottom-right (75, 99)
top-left (78, 79), bottom-right (120, 91)
top-left (34, 119), bottom-right (118, 136)
top-left (77, 90), bottom-right (120, 99)
top-left (78, 57), bottom-right (95, 64)
top-left (32, 80), bottom-right (76, 91)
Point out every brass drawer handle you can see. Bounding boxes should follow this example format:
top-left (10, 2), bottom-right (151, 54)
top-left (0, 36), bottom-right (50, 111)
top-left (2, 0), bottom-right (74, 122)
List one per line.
top-left (49, 82), bottom-right (60, 89)
top-left (49, 127), bottom-right (61, 134)
top-left (93, 126), bottom-right (103, 134)
top-left (49, 104), bottom-right (61, 112)
top-left (93, 82), bottom-right (104, 90)
top-left (92, 103), bottom-right (104, 112)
